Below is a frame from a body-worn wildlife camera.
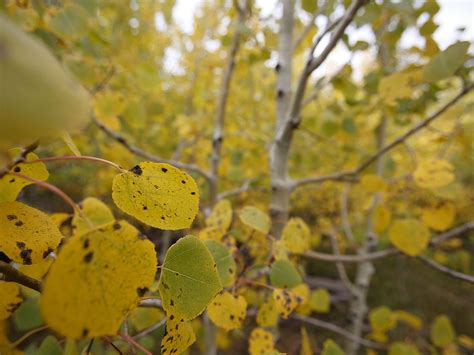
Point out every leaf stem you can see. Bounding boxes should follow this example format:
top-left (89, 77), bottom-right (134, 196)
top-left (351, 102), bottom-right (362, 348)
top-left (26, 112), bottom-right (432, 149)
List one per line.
top-left (11, 325), bottom-right (49, 348)
top-left (25, 155), bottom-right (124, 172)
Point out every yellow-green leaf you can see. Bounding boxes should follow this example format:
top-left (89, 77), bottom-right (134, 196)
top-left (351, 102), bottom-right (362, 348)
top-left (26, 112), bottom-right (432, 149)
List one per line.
top-left (389, 342), bottom-right (421, 355)
top-left (72, 197), bottom-right (114, 235)
top-left (388, 219), bottom-right (430, 256)
top-left (0, 150), bottom-right (49, 203)
top-left (158, 235), bottom-right (222, 321)
top-left (423, 41), bottom-right (470, 83)
top-left (414, 159), bottom-right (455, 189)
top-left (281, 218), bottom-right (311, 254)
top-left (41, 221), bottom-right (157, 338)
top-left (207, 292), bottom-right (247, 330)
top-left (206, 199), bottom-right (233, 232)
top-left (321, 339), bottom-right (344, 355)
top-left (309, 288), bottom-right (330, 313)
top-left (269, 259), bottom-right (302, 289)
top-left (161, 317), bottom-right (196, 355)
top-left (112, 162), bottom-right (199, 230)
top-left (238, 206), bottom-right (270, 234)
top-left (204, 240), bottom-right (236, 288)
top-left (0, 281), bottom-right (22, 320)
top-left (431, 314), bottom-right (455, 347)
top-left (300, 327), bottom-right (313, 355)
top-left (0, 202), bottom-right (62, 264)
top-left (369, 306), bottom-right (396, 333)
top-left (256, 298), bottom-right (279, 327)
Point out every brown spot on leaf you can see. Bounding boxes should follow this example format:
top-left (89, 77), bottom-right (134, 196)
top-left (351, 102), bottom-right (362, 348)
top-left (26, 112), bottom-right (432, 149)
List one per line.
top-left (131, 165), bottom-right (142, 175)
top-left (136, 287), bottom-right (148, 297)
top-left (83, 252), bottom-right (93, 263)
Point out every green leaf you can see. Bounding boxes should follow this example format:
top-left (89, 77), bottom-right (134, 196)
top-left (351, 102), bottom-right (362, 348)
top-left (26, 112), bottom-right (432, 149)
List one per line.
top-left (321, 339), bottom-right (344, 355)
top-left (309, 288), bottom-right (330, 313)
top-left (431, 314), bottom-right (455, 347)
top-left (112, 162), bottom-right (199, 230)
top-left (13, 299), bottom-right (43, 331)
top-left (158, 236), bottom-right (222, 321)
top-left (301, 0), bottom-right (317, 13)
top-left (38, 336), bottom-right (62, 355)
top-left (204, 240), bottom-right (236, 288)
top-left (269, 260), bottom-right (302, 289)
top-left (48, 5), bottom-right (89, 40)
top-left (238, 206), bottom-right (270, 234)
top-left (423, 41), bottom-right (470, 83)
top-left (389, 342), bottom-right (421, 355)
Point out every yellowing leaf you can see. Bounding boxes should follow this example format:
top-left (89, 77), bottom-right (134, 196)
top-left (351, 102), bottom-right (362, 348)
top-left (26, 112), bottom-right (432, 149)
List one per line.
top-left (269, 260), bottom-right (302, 289)
top-left (72, 197), bottom-right (115, 235)
top-left (281, 218), bottom-right (311, 254)
top-left (321, 339), bottom-right (344, 355)
top-left (431, 314), bottom-right (455, 347)
top-left (238, 206), bottom-right (270, 234)
top-left (160, 317), bottom-right (196, 355)
top-left (0, 282), bottom-right (22, 320)
top-left (361, 174), bottom-right (388, 193)
top-left (0, 150), bottom-right (49, 203)
top-left (423, 41), bottom-right (470, 83)
top-left (388, 219), bottom-right (430, 256)
top-left (272, 240), bottom-right (289, 260)
top-left (414, 159), bottom-right (455, 189)
top-left (41, 221), bottom-right (157, 338)
top-left (422, 202), bottom-right (455, 231)
top-left (256, 298), bottom-right (279, 327)
top-left (273, 289), bottom-right (302, 319)
top-left (199, 226), bottom-right (226, 241)
top-left (379, 69), bottom-right (422, 105)
top-left (309, 288), bottom-right (330, 313)
top-left (59, 131), bottom-right (81, 156)
top-left (94, 90), bottom-right (127, 121)
top-left (373, 205), bottom-right (392, 233)
top-left (393, 310), bottom-right (423, 330)
top-left (206, 199), bottom-right (233, 232)
top-left (112, 162), bottom-right (199, 230)
top-left (248, 327), bottom-right (275, 355)
top-left (207, 292), bottom-right (247, 331)
top-left (300, 327), bottom-right (313, 355)
top-left (389, 342), bottom-right (421, 355)
top-left (158, 235), bottom-right (222, 321)
top-left (204, 240), bottom-right (236, 288)
top-left (0, 202), bottom-right (62, 264)
top-left (369, 306), bottom-right (396, 333)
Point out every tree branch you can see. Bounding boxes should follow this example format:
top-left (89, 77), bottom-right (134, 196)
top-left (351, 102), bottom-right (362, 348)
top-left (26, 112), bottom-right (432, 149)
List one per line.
top-left (0, 140), bottom-right (39, 179)
top-left (292, 83), bottom-right (474, 189)
top-left (92, 117), bottom-right (213, 183)
top-left (418, 255), bottom-right (474, 284)
top-left (291, 314), bottom-right (386, 350)
top-left (0, 261), bottom-right (43, 292)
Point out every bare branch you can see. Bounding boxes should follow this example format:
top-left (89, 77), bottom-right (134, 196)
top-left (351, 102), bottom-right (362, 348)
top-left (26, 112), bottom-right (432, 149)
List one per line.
top-left (92, 116), bottom-right (212, 183)
top-left (292, 83), bottom-right (474, 189)
top-left (418, 255), bottom-right (474, 284)
top-left (293, 1), bottom-right (330, 52)
top-left (0, 261), bottom-right (43, 292)
top-left (339, 184), bottom-right (355, 244)
top-left (217, 178), bottom-right (256, 200)
top-left (138, 298), bottom-right (162, 308)
top-left (328, 229), bottom-right (356, 294)
top-left (133, 318), bottom-right (167, 339)
top-left (292, 314), bottom-right (386, 350)
top-left (301, 221), bottom-right (474, 263)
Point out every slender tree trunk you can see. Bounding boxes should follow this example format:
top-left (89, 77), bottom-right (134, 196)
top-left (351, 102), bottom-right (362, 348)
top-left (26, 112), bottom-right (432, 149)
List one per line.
top-left (269, 0), bottom-right (294, 238)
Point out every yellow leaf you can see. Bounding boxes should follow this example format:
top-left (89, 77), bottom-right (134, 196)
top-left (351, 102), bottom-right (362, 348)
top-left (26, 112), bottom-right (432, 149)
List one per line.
top-left (458, 335), bottom-right (474, 350)
top-left (94, 91), bottom-right (127, 121)
top-left (321, 339), bottom-right (344, 355)
top-left (431, 314), bottom-right (455, 347)
top-left (160, 317), bottom-right (196, 355)
top-left (361, 174), bottom-right (387, 193)
top-left (369, 306), bottom-right (396, 333)
top-left (0, 281), bottom-right (22, 320)
top-left (72, 197), bottom-right (114, 235)
top-left (388, 342), bottom-right (421, 355)
top-left (422, 202), bottom-right (455, 231)
top-left (388, 219), bottom-right (430, 256)
top-left (393, 310), bottom-right (423, 330)
top-left (20, 257), bottom-right (53, 280)
top-left (414, 159), bottom-right (455, 189)
top-left (272, 240), bottom-right (289, 260)
top-left (273, 288), bottom-right (302, 319)
top-left (309, 288), bottom-right (330, 313)
top-left (0, 150), bottom-right (49, 203)
top-left (300, 327), bottom-right (313, 355)
top-left (248, 327), bottom-right (276, 355)
top-left (0, 202), bottom-right (62, 264)
top-left (373, 205), bottom-right (391, 233)
top-left (238, 206), bottom-right (270, 234)
top-left (112, 162), bottom-right (199, 230)
top-left (256, 298), bottom-right (279, 327)
top-left (59, 131), bottom-right (81, 156)
top-left (292, 284), bottom-right (310, 305)
top-left (206, 199), bottom-right (233, 232)
top-left (379, 68), bottom-right (422, 106)
top-left (281, 218), bottom-right (311, 254)
top-left (207, 292), bottom-right (247, 331)
top-left (199, 226), bottom-right (225, 241)
top-left (41, 221), bottom-right (157, 338)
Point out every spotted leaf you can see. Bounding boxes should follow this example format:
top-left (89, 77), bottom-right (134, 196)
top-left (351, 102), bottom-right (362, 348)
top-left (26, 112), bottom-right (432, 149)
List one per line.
top-left (207, 292), bottom-right (247, 331)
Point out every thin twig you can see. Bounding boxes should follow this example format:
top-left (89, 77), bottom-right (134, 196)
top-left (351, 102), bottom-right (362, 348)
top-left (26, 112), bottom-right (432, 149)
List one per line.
top-left (292, 83), bottom-right (474, 189)
top-left (292, 314), bottom-right (386, 350)
top-left (133, 318), bottom-right (167, 339)
top-left (119, 333), bottom-right (152, 355)
top-left (339, 184), bottom-right (355, 244)
top-left (327, 229), bottom-right (356, 294)
top-left (418, 255), bottom-right (474, 284)
top-left (0, 261), bottom-right (43, 292)
top-left (11, 325), bottom-right (49, 348)
top-left (25, 155), bottom-right (123, 171)
top-left (138, 298), bottom-right (163, 308)
top-left (93, 117), bottom-right (212, 183)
